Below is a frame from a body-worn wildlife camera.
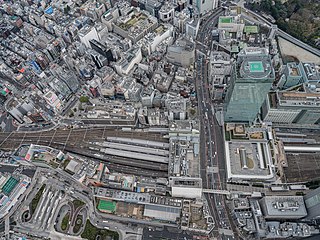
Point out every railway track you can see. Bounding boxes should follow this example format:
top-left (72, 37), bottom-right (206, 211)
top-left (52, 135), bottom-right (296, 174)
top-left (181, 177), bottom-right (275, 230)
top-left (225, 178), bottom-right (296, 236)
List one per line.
top-left (0, 128), bottom-right (168, 147)
top-left (0, 127), bottom-right (169, 177)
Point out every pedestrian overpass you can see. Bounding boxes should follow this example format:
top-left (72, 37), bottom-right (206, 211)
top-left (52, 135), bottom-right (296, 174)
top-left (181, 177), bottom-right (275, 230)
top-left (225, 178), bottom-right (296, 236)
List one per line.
top-left (202, 189), bottom-right (254, 196)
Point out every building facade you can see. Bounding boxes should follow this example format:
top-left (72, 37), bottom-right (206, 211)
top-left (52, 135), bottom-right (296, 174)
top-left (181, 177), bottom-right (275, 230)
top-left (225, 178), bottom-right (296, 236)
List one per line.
top-left (225, 48), bottom-right (275, 123)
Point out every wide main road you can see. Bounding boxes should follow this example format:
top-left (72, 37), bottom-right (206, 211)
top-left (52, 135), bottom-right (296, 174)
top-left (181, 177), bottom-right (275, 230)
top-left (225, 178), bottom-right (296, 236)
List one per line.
top-left (196, 7), bottom-right (224, 53)
top-left (196, 7), bottom-right (238, 240)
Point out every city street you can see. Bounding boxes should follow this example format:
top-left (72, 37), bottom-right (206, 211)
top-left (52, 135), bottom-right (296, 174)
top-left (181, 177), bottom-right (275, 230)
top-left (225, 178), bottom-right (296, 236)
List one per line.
top-left (195, 7), bottom-right (237, 240)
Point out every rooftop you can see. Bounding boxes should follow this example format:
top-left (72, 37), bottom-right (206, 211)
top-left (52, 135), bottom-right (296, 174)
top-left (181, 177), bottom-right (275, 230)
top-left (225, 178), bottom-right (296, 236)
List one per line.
top-left (2, 176), bottom-right (19, 196)
top-left (248, 61), bottom-right (264, 73)
top-left (261, 196), bottom-right (307, 218)
top-left (225, 141), bottom-right (274, 180)
top-left (237, 48), bottom-right (274, 80)
top-left (302, 63), bottom-right (320, 82)
top-left (219, 17), bottom-right (233, 24)
top-left (244, 25), bottom-right (258, 34)
top-left (287, 62), bottom-right (301, 77)
top-left (171, 177), bottom-right (202, 188)
top-left (144, 204), bottom-right (181, 222)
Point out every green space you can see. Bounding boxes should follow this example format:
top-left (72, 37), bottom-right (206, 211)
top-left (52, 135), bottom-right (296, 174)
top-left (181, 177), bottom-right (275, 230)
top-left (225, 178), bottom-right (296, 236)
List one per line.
top-left (124, 13), bottom-right (147, 29)
top-left (188, 108), bottom-right (197, 119)
top-left (61, 213), bottom-right (70, 231)
top-left (73, 215), bottom-right (83, 234)
top-left (79, 96), bottom-right (89, 103)
top-left (61, 158), bottom-right (71, 169)
top-left (219, 16), bottom-right (233, 23)
top-left (81, 220), bottom-right (119, 240)
top-left (49, 161), bottom-right (59, 169)
top-left (249, 61), bottom-right (264, 72)
top-left (30, 184), bottom-right (46, 213)
top-left (2, 176), bottom-right (19, 195)
top-left (248, 0), bottom-right (320, 49)
top-left (73, 199), bottom-right (85, 210)
top-left (244, 25), bottom-right (259, 34)
top-left (98, 199), bottom-right (116, 213)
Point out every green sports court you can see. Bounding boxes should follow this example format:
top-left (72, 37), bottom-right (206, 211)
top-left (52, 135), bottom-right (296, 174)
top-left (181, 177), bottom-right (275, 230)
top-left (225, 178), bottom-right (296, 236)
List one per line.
top-left (97, 199), bottom-right (116, 213)
top-left (249, 61), bottom-right (264, 73)
top-left (244, 26), bottom-right (259, 34)
top-left (2, 177), bottom-right (19, 195)
top-left (219, 17), bottom-right (233, 23)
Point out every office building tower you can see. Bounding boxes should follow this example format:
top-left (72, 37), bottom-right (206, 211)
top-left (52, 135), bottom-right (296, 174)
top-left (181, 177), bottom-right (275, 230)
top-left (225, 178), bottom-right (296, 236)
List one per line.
top-left (192, 0), bottom-right (218, 14)
top-left (225, 48), bottom-right (275, 123)
top-left (79, 25), bottom-right (100, 48)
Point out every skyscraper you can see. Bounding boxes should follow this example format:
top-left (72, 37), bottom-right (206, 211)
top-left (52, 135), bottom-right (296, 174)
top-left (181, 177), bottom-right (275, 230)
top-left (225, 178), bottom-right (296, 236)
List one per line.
top-left (224, 48), bottom-right (275, 123)
top-left (193, 0), bottom-right (219, 15)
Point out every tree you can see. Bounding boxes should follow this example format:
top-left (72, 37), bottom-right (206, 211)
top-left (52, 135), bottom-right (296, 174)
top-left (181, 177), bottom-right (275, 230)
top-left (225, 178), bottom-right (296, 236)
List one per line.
top-left (189, 108), bottom-right (196, 116)
top-left (79, 96), bottom-right (89, 103)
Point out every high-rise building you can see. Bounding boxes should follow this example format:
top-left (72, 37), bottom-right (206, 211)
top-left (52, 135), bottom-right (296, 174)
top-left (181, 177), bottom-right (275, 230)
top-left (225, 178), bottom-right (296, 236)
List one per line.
top-left (79, 25), bottom-right (100, 48)
top-left (89, 39), bottom-right (115, 62)
top-left (193, 0), bottom-right (218, 14)
top-left (262, 89), bottom-right (320, 125)
top-left (225, 48), bottom-right (275, 123)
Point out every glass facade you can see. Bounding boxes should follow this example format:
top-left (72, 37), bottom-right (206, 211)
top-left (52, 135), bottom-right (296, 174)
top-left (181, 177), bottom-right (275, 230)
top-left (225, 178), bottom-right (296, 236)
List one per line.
top-left (224, 48), bottom-right (275, 123)
top-left (225, 81), bottom-right (272, 123)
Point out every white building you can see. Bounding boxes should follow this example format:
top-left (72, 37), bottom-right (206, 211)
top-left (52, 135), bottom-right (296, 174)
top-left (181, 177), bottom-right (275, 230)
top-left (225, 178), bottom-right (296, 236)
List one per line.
top-left (159, 3), bottom-right (175, 22)
top-left (170, 177), bottom-right (203, 199)
top-left (218, 16), bottom-right (245, 39)
top-left (186, 19), bottom-right (200, 39)
top-left (43, 90), bottom-right (62, 111)
top-left (114, 47), bottom-right (142, 75)
top-left (138, 24), bottom-right (174, 55)
top-left (79, 25), bottom-right (100, 48)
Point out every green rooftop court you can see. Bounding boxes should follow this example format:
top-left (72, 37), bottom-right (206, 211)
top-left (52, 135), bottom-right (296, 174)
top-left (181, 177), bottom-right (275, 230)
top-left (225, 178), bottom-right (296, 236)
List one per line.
top-left (249, 61), bottom-right (264, 73)
top-left (244, 26), bottom-right (258, 34)
top-left (98, 199), bottom-right (116, 213)
top-left (219, 17), bottom-right (233, 23)
top-left (2, 177), bottom-right (19, 195)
